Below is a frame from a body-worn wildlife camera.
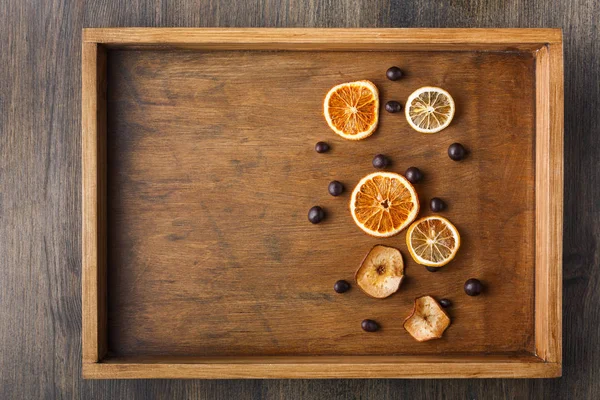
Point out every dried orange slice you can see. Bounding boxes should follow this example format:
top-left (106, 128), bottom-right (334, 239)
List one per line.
top-left (350, 172), bottom-right (419, 237)
top-left (323, 80), bottom-right (379, 140)
top-left (406, 216), bottom-right (460, 267)
top-left (405, 87), bottom-right (455, 133)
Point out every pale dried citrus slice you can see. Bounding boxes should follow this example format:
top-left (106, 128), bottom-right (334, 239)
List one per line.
top-left (350, 172), bottom-right (419, 237)
top-left (323, 80), bottom-right (379, 140)
top-left (406, 216), bottom-right (460, 267)
top-left (405, 87), bottom-right (455, 133)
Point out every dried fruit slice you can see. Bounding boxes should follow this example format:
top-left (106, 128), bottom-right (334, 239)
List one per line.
top-left (350, 172), bottom-right (420, 238)
top-left (405, 87), bottom-right (455, 134)
top-left (355, 245), bottom-right (404, 299)
top-left (406, 216), bottom-right (460, 267)
top-left (323, 80), bottom-right (379, 140)
top-left (403, 295), bottom-right (451, 342)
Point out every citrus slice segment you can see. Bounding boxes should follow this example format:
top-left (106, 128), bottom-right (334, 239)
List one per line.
top-left (350, 172), bottom-right (420, 238)
top-left (323, 80), bottom-right (379, 140)
top-left (405, 87), bottom-right (455, 133)
top-left (406, 216), bottom-right (460, 267)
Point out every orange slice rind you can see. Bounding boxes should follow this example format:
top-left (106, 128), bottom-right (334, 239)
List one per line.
top-left (350, 172), bottom-right (420, 237)
top-left (323, 80), bottom-right (379, 140)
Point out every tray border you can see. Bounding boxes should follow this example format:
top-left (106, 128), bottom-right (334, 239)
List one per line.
top-left (81, 28), bottom-right (563, 379)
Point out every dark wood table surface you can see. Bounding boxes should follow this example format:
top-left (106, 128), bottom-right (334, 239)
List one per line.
top-left (1, 0), bottom-right (597, 398)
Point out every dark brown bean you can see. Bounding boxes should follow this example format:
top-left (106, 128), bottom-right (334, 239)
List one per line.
top-left (308, 206), bottom-right (325, 224)
top-left (372, 154), bottom-right (389, 169)
top-left (334, 280), bottom-right (350, 293)
top-left (405, 167), bottom-right (423, 184)
top-left (430, 197), bottom-right (446, 212)
top-left (361, 319), bottom-right (380, 332)
top-left (328, 181), bottom-right (344, 196)
top-left (315, 141), bottom-right (330, 153)
top-left (448, 143), bottom-right (467, 161)
top-left (464, 279), bottom-right (483, 296)
top-left (439, 298), bottom-right (452, 308)
top-left (385, 101), bottom-right (402, 113)
top-left (386, 66), bottom-right (403, 81)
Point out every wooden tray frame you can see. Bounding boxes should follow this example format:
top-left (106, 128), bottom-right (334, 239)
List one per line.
top-left (82, 28), bottom-right (563, 379)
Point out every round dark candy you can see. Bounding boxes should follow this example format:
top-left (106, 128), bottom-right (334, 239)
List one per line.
top-left (334, 280), bottom-right (350, 293)
top-left (372, 154), bottom-right (389, 169)
top-left (308, 206), bottom-right (325, 224)
top-left (430, 197), bottom-right (446, 212)
top-left (328, 181), bottom-right (344, 196)
top-left (404, 167), bottom-right (423, 184)
top-left (448, 143), bottom-right (467, 161)
top-left (464, 278), bottom-right (484, 296)
top-left (361, 319), bottom-right (380, 332)
top-left (315, 141), bottom-right (330, 153)
top-left (439, 298), bottom-right (452, 308)
top-left (385, 101), bottom-right (402, 113)
top-left (386, 66), bottom-right (403, 81)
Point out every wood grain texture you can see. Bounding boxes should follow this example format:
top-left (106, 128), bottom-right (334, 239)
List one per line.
top-left (82, 356), bottom-right (558, 379)
top-left (82, 42), bottom-right (108, 363)
top-left (103, 49), bottom-right (537, 362)
top-left (85, 355), bottom-right (555, 379)
top-left (0, 0), bottom-right (598, 397)
top-left (534, 43), bottom-right (564, 365)
top-left (82, 27), bottom-right (561, 51)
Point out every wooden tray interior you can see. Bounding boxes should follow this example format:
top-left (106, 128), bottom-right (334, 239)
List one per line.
top-left (106, 49), bottom-right (535, 358)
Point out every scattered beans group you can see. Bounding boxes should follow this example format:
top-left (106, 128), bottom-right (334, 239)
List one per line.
top-left (309, 66), bottom-right (484, 332)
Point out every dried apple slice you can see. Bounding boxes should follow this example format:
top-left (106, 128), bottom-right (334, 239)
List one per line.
top-left (355, 245), bottom-right (404, 299)
top-left (403, 295), bottom-right (451, 342)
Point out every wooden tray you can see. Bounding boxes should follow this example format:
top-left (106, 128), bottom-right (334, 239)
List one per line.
top-left (82, 28), bottom-right (563, 379)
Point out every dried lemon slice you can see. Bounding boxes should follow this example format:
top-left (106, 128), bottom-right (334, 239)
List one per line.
top-left (406, 216), bottom-right (460, 267)
top-left (405, 87), bottom-right (455, 133)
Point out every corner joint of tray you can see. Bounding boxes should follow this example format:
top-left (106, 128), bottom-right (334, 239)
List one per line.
top-left (82, 28), bottom-right (101, 43)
